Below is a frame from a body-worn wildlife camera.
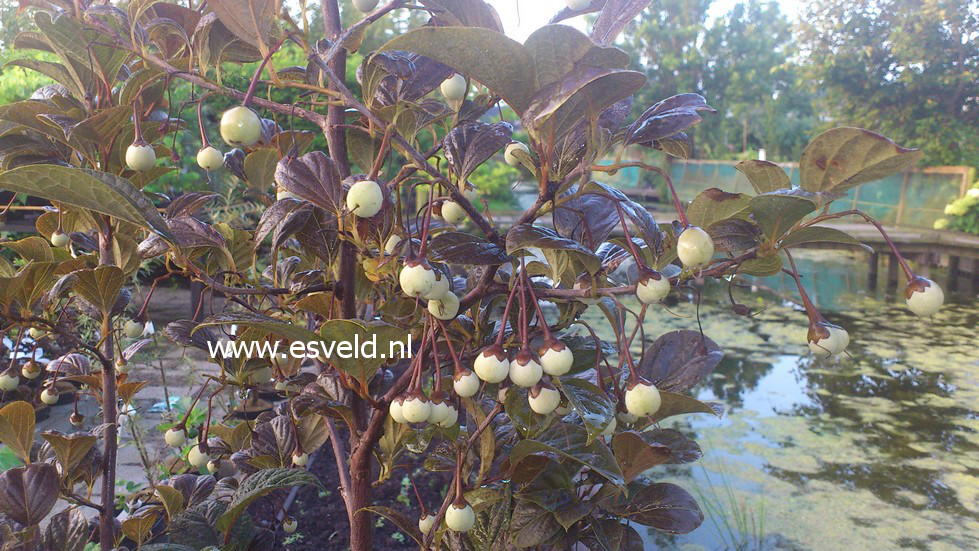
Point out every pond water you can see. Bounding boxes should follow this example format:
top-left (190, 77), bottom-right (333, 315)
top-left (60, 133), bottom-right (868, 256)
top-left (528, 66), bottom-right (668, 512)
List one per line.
top-left (584, 250), bottom-right (979, 550)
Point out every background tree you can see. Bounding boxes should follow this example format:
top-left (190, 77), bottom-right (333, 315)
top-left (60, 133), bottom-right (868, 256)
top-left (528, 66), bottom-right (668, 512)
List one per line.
top-left (798, 0), bottom-right (979, 167)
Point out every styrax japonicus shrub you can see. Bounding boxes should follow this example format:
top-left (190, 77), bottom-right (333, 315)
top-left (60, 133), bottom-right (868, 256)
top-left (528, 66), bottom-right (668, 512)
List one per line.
top-left (0, 0), bottom-right (939, 549)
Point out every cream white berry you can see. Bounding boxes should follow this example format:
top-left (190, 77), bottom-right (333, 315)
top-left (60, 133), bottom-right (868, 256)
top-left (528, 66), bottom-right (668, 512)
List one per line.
top-left (50, 230), bottom-right (69, 248)
top-left (346, 180), bottom-right (384, 218)
top-left (636, 270), bottom-right (670, 304)
top-left (437, 404), bottom-right (459, 428)
top-left (474, 346), bottom-right (510, 383)
top-left (807, 322), bottom-right (850, 358)
top-left (40, 388), bottom-right (59, 405)
top-left (292, 451), bottom-right (309, 467)
top-left (220, 106), bottom-right (262, 147)
top-left (353, 0), bottom-right (379, 12)
top-left (401, 394), bottom-right (432, 423)
top-left (509, 351), bottom-right (543, 388)
top-left (427, 394), bottom-right (451, 424)
top-left (20, 361), bottom-right (41, 380)
top-left (624, 380), bottom-right (662, 417)
top-left (453, 370), bottom-right (480, 398)
top-left (677, 226), bottom-right (715, 268)
top-left (539, 340), bottom-right (573, 376)
top-left (428, 291), bottom-right (460, 320)
top-left (441, 200), bottom-right (467, 225)
top-left (905, 276), bottom-right (944, 317)
top-left (124, 319), bottom-right (144, 338)
top-left (282, 516), bottom-right (297, 534)
top-left (418, 513), bottom-right (435, 533)
top-left (389, 396), bottom-right (407, 424)
top-left (188, 445), bottom-right (211, 468)
top-left (445, 502), bottom-right (475, 532)
top-left (529, 385), bottom-right (561, 415)
top-left (196, 146), bottom-right (224, 171)
top-left (423, 271), bottom-right (451, 301)
top-left (126, 143), bottom-right (156, 171)
top-left (0, 371), bottom-right (19, 392)
top-left (28, 327), bottom-right (45, 340)
top-left (440, 74), bottom-right (468, 102)
top-left (504, 142), bottom-right (530, 166)
top-left (565, 0), bottom-right (592, 10)
top-left (164, 428), bottom-right (187, 447)
top-left (399, 261), bottom-right (437, 298)
top-left (276, 188), bottom-right (300, 201)
top-left (384, 234), bottom-right (403, 255)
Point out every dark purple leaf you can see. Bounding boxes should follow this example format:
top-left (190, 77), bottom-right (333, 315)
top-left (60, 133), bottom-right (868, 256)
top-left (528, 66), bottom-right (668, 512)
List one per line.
top-left (42, 508), bottom-right (90, 551)
top-left (506, 224), bottom-right (601, 273)
top-left (46, 353), bottom-right (91, 376)
top-left (553, 183), bottom-right (662, 254)
top-left (168, 216), bottom-right (226, 248)
top-left (165, 192), bottom-right (219, 219)
top-left (274, 151), bottom-right (343, 212)
top-left (255, 197), bottom-right (306, 245)
top-left (602, 482), bottom-right (703, 534)
top-left (611, 431), bottom-right (671, 482)
top-left (0, 463), bottom-right (60, 526)
top-left (223, 148), bottom-right (246, 181)
top-left (442, 121), bottom-right (512, 180)
top-left (418, 0), bottom-right (504, 32)
top-left (522, 67), bottom-right (645, 143)
top-left (592, 0), bottom-right (654, 45)
top-left (428, 231), bottom-right (509, 266)
top-left (639, 330), bottom-right (723, 393)
top-left (164, 319), bottom-right (219, 352)
top-left (160, 474), bottom-right (216, 508)
top-left (509, 500), bottom-right (562, 548)
top-left (625, 94), bottom-right (716, 146)
top-left (272, 204), bottom-right (314, 251)
top-left (457, 93), bottom-right (499, 123)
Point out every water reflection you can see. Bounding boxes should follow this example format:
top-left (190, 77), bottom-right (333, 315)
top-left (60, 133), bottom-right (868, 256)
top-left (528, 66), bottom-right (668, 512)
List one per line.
top-left (582, 250), bottom-right (979, 550)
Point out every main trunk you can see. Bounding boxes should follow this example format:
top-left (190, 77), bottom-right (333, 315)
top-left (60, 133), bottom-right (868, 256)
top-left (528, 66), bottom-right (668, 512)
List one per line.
top-left (347, 451), bottom-right (373, 551)
top-left (98, 221), bottom-right (118, 551)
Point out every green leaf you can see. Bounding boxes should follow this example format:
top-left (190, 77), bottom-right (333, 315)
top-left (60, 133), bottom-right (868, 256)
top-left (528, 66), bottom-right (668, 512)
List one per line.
top-left (523, 25), bottom-right (630, 90)
top-left (747, 193), bottom-right (817, 241)
top-left (380, 26), bottom-right (536, 113)
top-left (216, 468), bottom-right (322, 533)
top-left (510, 422), bottom-right (623, 486)
top-left (740, 254), bottom-right (783, 276)
top-left (205, 0), bottom-right (279, 50)
top-left (650, 391), bottom-right (724, 423)
top-left (734, 159), bottom-right (791, 194)
top-left (685, 188), bottom-right (750, 229)
top-left (3, 237), bottom-right (54, 263)
top-left (243, 148), bottom-right (280, 189)
top-left (319, 320), bottom-right (408, 386)
top-left (39, 431), bottom-right (97, 479)
top-left (557, 378), bottom-right (614, 443)
top-left (799, 127), bottom-right (923, 193)
top-left (0, 165), bottom-right (173, 241)
top-left (121, 511), bottom-right (158, 545)
top-left (70, 266), bottom-right (124, 315)
top-left (779, 225), bottom-right (871, 252)
top-left (0, 402), bottom-right (35, 464)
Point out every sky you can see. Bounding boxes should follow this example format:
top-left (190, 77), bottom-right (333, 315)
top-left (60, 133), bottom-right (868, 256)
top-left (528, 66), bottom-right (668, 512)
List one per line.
top-left (484, 0), bottom-right (805, 42)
